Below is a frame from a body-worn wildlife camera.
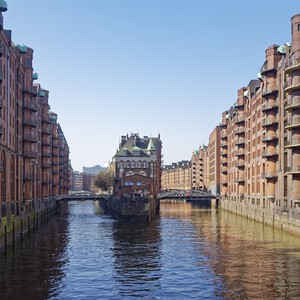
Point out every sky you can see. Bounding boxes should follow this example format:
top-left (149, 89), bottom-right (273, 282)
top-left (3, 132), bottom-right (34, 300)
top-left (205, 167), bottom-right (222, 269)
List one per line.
top-left (4, 0), bottom-right (300, 171)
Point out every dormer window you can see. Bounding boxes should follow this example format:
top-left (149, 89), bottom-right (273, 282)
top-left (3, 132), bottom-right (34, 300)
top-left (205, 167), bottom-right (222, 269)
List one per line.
top-left (122, 148), bottom-right (128, 155)
top-left (132, 146), bottom-right (140, 156)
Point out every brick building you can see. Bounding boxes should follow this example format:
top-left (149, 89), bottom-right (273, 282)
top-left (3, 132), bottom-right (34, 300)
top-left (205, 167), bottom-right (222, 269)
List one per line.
top-left (112, 133), bottom-right (162, 199)
top-left (161, 160), bottom-right (192, 191)
top-left (217, 14), bottom-right (300, 228)
top-left (0, 2), bottom-right (71, 221)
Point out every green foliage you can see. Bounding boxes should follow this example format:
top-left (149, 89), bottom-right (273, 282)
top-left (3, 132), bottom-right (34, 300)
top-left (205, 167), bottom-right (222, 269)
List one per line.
top-left (93, 170), bottom-right (113, 192)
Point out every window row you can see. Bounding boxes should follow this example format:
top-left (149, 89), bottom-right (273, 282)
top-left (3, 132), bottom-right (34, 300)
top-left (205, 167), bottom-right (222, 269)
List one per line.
top-left (118, 161), bottom-right (149, 168)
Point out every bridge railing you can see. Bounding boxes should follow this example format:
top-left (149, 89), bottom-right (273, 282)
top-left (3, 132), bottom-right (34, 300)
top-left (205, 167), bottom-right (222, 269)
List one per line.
top-left (56, 194), bottom-right (110, 201)
top-left (158, 190), bottom-right (215, 199)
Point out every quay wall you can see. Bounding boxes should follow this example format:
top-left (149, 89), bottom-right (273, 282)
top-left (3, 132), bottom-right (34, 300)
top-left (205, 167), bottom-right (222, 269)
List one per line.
top-left (220, 199), bottom-right (300, 236)
top-left (0, 198), bottom-right (58, 252)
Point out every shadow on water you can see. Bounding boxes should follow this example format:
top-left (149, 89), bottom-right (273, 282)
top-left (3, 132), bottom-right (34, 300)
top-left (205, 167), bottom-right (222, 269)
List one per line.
top-left (0, 214), bottom-right (70, 300)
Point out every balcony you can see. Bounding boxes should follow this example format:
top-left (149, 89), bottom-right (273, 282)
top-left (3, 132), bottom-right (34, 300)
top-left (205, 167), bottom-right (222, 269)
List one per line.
top-left (220, 140), bottom-right (228, 148)
top-left (234, 101), bottom-right (244, 108)
top-left (221, 149), bottom-right (228, 156)
top-left (236, 150), bottom-right (245, 157)
top-left (262, 151), bottom-right (278, 158)
top-left (23, 133), bottom-right (37, 143)
top-left (23, 117), bottom-right (38, 127)
top-left (284, 98), bottom-right (300, 111)
top-left (220, 131), bottom-right (227, 139)
top-left (23, 87), bottom-right (38, 96)
top-left (262, 88), bottom-right (278, 97)
top-left (23, 101), bottom-right (38, 112)
top-left (285, 166), bottom-right (300, 174)
top-left (261, 172), bottom-right (277, 179)
top-left (260, 63), bottom-right (277, 76)
top-left (42, 127), bottom-right (52, 135)
top-left (42, 116), bottom-right (53, 124)
top-left (285, 138), bottom-right (300, 148)
top-left (262, 134), bottom-right (278, 143)
top-left (285, 57), bottom-right (300, 74)
top-left (285, 119), bottom-right (300, 130)
top-left (24, 151), bottom-right (37, 158)
top-left (52, 150), bottom-right (60, 157)
top-left (42, 161), bottom-right (51, 169)
top-left (221, 174), bottom-right (228, 182)
top-left (235, 177), bottom-right (245, 183)
top-left (234, 115), bottom-right (245, 124)
top-left (235, 162), bottom-right (245, 168)
top-left (235, 127), bottom-right (245, 134)
top-left (221, 158), bottom-right (228, 165)
top-left (285, 78), bottom-right (300, 94)
top-left (262, 101), bottom-right (278, 112)
top-left (43, 149), bottom-right (52, 157)
top-left (235, 138), bottom-right (245, 146)
top-left (42, 138), bottom-right (51, 146)
top-left (221, 167), bottom-right (228, 173)
top-left (262, 117), bottom-right (278, 128)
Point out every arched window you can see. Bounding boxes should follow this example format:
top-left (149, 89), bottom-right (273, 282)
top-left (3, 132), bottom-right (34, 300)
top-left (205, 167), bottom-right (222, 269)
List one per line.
top-left (126, 171), bottom-right (135, 177)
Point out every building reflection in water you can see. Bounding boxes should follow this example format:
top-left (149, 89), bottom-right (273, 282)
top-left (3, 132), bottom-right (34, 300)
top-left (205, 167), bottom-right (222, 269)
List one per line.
top-left (0, 212), bottom-right (69, 300)
top-left (111, 219), bottom-right (162, 298)
top-left (174, 203), bottom-right (300, 300)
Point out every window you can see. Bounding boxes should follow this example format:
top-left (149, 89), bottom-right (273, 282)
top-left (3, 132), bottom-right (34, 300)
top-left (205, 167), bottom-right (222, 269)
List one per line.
top-left (298, 24), bottom-right (300, 31)
top-left (126, 171), bottom-right (135, 177)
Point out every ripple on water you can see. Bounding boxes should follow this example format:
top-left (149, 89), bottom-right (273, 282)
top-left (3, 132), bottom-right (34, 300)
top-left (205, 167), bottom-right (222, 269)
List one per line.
top-left (1, 201), bottom-right (300, 299)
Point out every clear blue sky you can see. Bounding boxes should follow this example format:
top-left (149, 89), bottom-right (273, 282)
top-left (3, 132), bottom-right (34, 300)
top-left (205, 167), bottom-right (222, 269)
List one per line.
top-left (5, 0), bottom-right (300, 171)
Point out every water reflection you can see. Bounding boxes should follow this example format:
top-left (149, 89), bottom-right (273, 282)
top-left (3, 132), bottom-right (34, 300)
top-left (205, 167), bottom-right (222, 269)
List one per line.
top-left (0, 214), bottom-right (69, 300)
top-left (112, 220), bottom-right (162, 298)
top-left (0, 200), bottom-right (300, 299)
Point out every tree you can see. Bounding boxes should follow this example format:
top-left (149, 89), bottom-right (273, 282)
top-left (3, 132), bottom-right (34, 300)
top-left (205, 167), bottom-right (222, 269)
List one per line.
top-left (93, 170), bottom-right (114, 194)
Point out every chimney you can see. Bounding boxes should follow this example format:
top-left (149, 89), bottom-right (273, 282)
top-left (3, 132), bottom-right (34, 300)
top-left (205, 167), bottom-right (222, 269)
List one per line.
top-left (121, 135), bottom-right (126, 146)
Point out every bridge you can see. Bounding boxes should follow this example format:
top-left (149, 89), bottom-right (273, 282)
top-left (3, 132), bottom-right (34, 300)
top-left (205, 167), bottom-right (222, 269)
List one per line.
top-left (158, 190), bottom-right (215, 200)
top-left (55, 192), bottom-right (110, 202)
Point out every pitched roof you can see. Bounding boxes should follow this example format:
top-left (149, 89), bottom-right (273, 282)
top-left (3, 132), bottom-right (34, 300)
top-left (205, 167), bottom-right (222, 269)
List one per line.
top-left (115, 134), bottom-right (159, 157)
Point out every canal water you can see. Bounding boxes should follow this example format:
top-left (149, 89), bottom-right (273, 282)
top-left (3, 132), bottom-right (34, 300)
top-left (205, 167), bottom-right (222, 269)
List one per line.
top-left (1, 200), bottom-right (300, 300)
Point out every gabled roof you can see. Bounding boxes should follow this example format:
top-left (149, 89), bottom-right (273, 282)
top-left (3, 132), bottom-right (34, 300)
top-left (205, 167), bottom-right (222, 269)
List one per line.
top-left (115, 134), bottom-right (160, 158)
